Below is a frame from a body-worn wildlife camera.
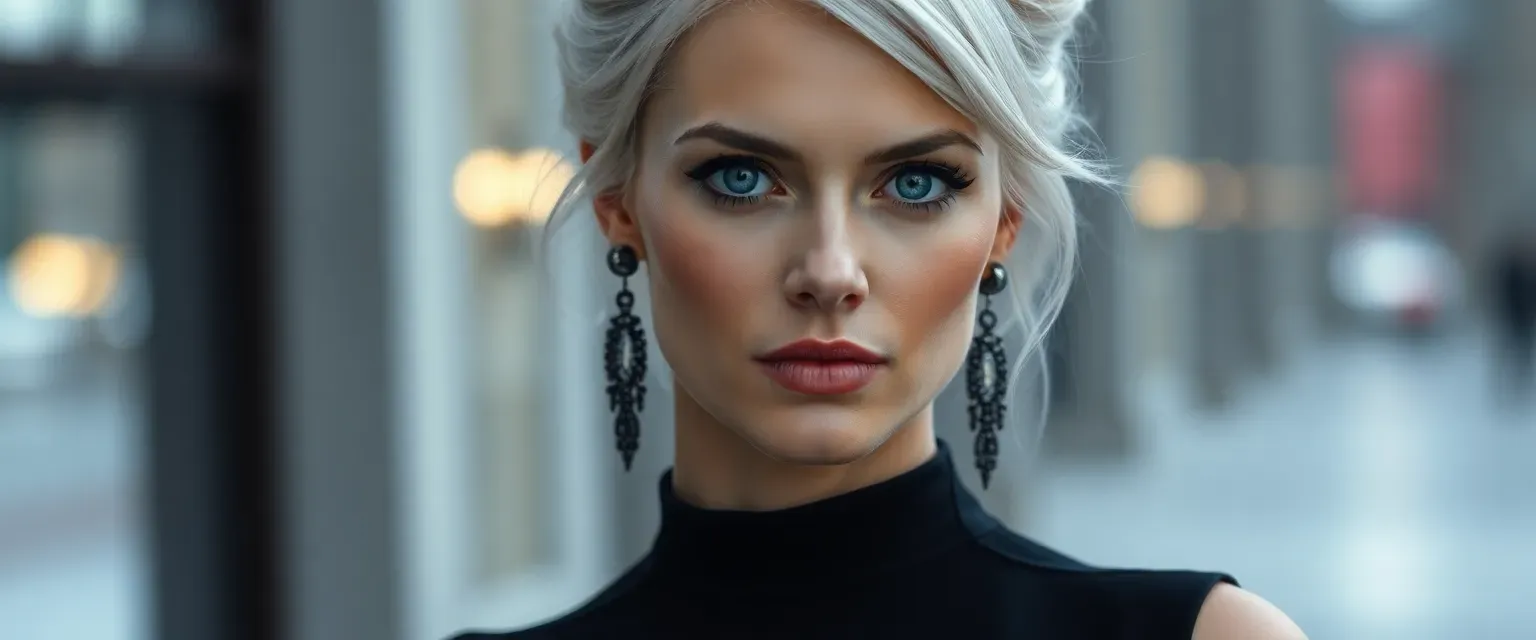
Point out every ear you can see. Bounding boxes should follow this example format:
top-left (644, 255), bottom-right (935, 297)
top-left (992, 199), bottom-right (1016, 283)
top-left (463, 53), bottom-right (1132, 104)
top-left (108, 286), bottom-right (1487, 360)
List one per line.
top-left (583, 141), bottom-right (647, 259)
top-left (988, 204), bottom-right (1023, 264)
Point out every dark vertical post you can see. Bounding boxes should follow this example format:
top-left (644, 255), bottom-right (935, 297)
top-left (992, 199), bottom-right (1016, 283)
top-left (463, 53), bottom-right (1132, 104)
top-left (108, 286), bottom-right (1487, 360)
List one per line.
top-left (0, 108), bottom-right (22, 254)
top-left (141, 1), bottom-right (277, 639)
top-left (142, 96), bottom-right (276, 640)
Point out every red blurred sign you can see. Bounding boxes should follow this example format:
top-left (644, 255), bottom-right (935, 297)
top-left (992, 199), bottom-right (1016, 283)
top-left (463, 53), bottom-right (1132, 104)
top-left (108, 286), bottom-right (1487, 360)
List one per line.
top-left (1338, 41), bottom-right (1443, 216)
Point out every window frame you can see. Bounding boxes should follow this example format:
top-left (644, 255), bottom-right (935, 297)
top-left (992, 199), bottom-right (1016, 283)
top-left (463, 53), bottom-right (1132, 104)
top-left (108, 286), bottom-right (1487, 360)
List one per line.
top-left (0, 2), bottom-right (279, 639)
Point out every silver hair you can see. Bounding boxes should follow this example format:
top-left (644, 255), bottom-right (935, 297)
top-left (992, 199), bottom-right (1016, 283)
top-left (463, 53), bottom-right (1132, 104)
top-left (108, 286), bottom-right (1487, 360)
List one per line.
top-left (546, 0), bottom-right (1105, 443)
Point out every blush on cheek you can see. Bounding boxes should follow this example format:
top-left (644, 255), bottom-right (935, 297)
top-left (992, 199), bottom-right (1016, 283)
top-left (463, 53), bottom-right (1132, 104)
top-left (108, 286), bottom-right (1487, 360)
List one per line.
top-left (649, 227), bottom-right (736, 320)
top-left (883, 233), bottom-right (995, 369)
top-left (641, 203), bottom-right (763, 367)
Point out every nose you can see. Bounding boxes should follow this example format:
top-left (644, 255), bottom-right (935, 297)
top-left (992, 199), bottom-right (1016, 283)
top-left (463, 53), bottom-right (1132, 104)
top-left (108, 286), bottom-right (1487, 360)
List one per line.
top-left (782, 210), bottom-right (868, 314)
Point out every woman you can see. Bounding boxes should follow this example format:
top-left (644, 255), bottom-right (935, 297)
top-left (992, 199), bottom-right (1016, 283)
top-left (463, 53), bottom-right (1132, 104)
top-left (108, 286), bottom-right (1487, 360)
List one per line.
top-left (458, 0), bottom-right (1305, 637)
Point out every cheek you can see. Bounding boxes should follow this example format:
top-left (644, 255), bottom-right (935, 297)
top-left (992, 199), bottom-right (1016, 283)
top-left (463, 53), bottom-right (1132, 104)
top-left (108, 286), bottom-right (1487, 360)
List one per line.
top-left (649, 226), bottom-right (741, 317)
top-left (636, 184), bottom-right (761, 346)
top-left (882, 224), bottom-right (995, 361)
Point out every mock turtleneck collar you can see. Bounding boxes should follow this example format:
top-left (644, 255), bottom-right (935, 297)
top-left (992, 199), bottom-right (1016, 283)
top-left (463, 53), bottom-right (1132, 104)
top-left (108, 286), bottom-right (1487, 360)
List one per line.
top-left (651, 440), bottom-right (977, 587)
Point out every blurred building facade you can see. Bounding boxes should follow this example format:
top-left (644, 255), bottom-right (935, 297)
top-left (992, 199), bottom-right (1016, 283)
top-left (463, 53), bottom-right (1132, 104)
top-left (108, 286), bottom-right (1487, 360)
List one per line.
top-left (2, 0), bottom-right (1535, 639)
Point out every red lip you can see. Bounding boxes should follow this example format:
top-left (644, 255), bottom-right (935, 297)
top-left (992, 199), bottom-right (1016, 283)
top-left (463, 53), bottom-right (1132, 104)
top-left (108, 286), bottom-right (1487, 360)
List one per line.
top-left (754, 339), bottom-right (888, 395)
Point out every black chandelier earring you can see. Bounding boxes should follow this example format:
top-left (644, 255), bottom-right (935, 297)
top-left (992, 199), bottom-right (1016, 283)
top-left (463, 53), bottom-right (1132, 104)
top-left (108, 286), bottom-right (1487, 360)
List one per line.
top-left (605, 245), bottom-right (648, 471)
top-left (967, 262), bottom-right (1009, 489)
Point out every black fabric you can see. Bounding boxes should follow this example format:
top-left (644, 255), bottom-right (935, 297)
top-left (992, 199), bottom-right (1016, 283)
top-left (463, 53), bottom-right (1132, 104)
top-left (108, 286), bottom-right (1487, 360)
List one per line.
top-left (454, 440), bottom-right (1235, 639)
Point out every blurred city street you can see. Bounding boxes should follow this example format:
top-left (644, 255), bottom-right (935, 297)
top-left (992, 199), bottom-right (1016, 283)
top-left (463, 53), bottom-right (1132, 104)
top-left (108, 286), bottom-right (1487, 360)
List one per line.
top-left (5, 0), bottom-right (1536, 637)
top-left (1030, 327), bottom-right (1536, 639)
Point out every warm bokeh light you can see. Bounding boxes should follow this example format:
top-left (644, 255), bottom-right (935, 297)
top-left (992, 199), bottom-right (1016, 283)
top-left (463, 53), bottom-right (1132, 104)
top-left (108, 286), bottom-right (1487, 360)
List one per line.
top-left (453, 147), bottom-right (577, 228)
top-left (1250, 165), bottom-right (1321, 228)
top-left (6, 233), bottom-right (122, 318)
top-left (78, 240), bottom-right (123, 316)
top-left (518, 148), bottom-right (577, 225)
top-left (1129, 156), bottom-right (1206, 229)
top-left (1198, 162), bottom-right (1249, 227)
top-left (454, 148), bottom-right (526, 228)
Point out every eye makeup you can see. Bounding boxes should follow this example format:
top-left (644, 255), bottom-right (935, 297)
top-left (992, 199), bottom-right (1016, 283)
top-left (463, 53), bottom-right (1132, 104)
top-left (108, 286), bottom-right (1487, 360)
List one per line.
top-left (874, 160), bottom-right (975, 213)
top-left (681, 154), bottom-right (977, 213)
top-left (683, 154), bottom-right (782, 208)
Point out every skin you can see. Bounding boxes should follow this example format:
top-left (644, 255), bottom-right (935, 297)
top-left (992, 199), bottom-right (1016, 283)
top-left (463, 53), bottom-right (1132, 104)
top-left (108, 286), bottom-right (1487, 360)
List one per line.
top-left (586, 1), bottom-right (1305, 637)
top-left (590, 0), bottom-right (1015, 511)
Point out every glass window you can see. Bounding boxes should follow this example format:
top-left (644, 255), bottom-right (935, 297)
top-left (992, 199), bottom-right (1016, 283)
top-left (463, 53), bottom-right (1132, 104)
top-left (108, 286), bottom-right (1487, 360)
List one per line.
top-left (469, 224), bottom-right (553, 583)
top-left (0, 103), bottom-right (149, 640)
top-left (0, 1), bottom-right (239, 637)
top-left (457, 0), bottom-right (594, 586)
top-left (0, 0), bottom-right (219, 62)
top-left (418, 1), bottom-right (610, 633)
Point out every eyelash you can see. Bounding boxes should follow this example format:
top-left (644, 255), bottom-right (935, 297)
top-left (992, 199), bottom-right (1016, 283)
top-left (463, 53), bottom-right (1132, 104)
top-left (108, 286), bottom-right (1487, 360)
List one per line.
top-left (682, 155), bottom-right (976, 212)
top-left (684, 155), bottom-right (776, 208)
top-left (886, 161), bottom-right (975, 212)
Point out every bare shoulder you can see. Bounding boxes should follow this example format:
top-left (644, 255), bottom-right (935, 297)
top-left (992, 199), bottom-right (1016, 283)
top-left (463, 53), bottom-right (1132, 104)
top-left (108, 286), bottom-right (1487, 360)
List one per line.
top-left (1192, 583), bottom-right (1307, 640)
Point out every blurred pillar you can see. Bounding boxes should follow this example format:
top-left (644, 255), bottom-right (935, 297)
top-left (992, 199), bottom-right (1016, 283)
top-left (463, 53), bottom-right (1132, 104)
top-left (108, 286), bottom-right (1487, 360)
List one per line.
top-left (139, 2), bottom-right (278, 640)
top-left (1186, 0), bottom-right (1258, 409)
top-left (1109, 0), bottom-right (1201, 418)
top-left (142, 99), bottom-right (272, 640)
top-left (1442, 2), bottom-right (1494, 309)
top-left (0, 109), bottom-right (20, 254)
top-left (1253, 0), bottom-right (1337, 352)
top-left (1304, 0), bottom-right (1348, 336)
top-left (1504, 0), bottom-right (1536, 228)
top-left (1228, 0), bottom-right (1278, 377)
top-left (1451, 0), bottom-right (1534, 314)
top-left (271, 0), bottom-right (408, 639)
top-left (1039, 0), bottom-right (1132, 457)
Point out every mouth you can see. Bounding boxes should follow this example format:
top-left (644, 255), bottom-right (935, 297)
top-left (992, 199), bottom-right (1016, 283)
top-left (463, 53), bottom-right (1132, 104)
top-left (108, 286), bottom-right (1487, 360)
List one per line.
top-left (753, 339), bottom-right (889, 396)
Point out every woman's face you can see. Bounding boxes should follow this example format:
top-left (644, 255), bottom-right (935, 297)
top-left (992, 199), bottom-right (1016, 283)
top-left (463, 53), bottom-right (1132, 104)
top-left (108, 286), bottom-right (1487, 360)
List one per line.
top-left (596, 0), bottom-right (1017, 465)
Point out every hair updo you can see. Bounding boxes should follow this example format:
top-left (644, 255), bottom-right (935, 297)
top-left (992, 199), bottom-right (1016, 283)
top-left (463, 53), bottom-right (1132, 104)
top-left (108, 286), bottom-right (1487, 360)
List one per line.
top-left (547, 0), bottom-right (1104, 435)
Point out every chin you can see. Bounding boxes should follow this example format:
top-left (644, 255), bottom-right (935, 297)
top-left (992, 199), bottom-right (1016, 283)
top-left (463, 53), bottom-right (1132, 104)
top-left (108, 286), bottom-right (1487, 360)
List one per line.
top-left (736, 406), bottom-right (893, 466)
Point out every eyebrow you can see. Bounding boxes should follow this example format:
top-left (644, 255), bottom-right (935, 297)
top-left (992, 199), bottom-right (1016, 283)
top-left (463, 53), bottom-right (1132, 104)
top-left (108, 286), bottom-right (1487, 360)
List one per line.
top-left (673, 123), bottom-right (983, 164)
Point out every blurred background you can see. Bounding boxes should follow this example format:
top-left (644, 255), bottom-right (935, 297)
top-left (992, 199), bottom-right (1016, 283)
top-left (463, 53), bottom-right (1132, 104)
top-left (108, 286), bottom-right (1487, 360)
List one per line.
top-left (0, 0), bottom-right (1533, 638)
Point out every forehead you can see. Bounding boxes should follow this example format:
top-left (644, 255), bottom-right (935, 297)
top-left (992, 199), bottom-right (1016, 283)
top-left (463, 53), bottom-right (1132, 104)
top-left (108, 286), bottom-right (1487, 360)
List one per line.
top-left (647, 0), bottom-right (983, 149)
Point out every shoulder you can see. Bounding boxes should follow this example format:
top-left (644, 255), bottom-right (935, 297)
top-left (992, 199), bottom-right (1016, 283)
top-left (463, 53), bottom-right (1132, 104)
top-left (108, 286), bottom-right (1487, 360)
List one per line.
top-left (968, 527), bottom-right (1254, 637)
top-left (1192, 583), bottom-right (1308, 640)
top-left (973, 525), bottom-right (1230, 601)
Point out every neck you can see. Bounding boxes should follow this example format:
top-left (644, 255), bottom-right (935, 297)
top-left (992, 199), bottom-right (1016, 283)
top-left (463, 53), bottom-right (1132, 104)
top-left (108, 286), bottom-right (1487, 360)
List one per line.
top-left (671, 383), bottom-right (938, 512)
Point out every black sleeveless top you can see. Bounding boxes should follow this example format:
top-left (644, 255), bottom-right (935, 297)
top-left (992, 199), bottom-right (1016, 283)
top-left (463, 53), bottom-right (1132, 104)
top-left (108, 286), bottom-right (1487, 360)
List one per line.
top-left (454, 441), bottom-right (1235, 639)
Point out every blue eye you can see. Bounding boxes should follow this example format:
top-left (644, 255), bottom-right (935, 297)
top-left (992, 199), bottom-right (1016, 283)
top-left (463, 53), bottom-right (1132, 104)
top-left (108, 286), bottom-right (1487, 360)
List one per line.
top-left (877, 162), bottom-right (975, 212)
top-left (884, 170), bottom-right (948, 204)
top-left (704, 165), bottom-right (772, 198)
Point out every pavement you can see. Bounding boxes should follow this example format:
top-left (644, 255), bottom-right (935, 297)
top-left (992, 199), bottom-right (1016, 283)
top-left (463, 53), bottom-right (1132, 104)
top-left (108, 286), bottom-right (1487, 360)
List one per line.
top-left (1024, 330), bottom-right (1536, 639)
